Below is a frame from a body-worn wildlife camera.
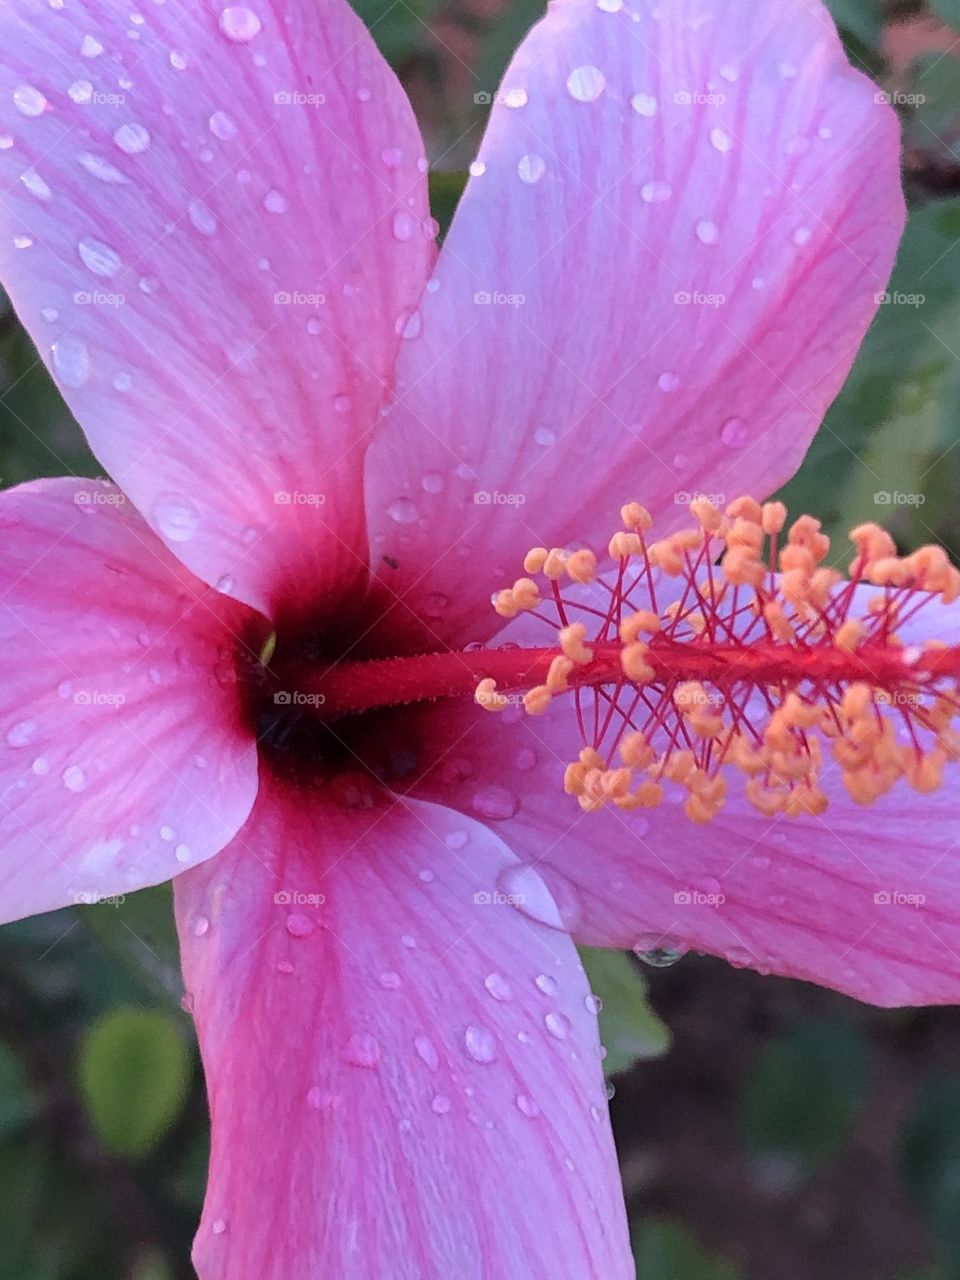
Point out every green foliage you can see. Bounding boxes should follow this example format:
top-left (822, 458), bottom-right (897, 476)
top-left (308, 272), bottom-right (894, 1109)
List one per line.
top-left (741, 1020), bottom-right (867, 1179)
top-left (825, 0), bottom-right (884, 47)
top-left (579, 947), bottom-right (671, 1074)
top-left (633, 1220), bottom-right (743, 1280)
top-left (78, 1009), bottom-right (192, 1159)
top-left (902, 1079), bottom-right (960, 1274)
top-left (931, 0), bottom-right (960, 31)
top-left (350, 0), bottom-right (440, 65)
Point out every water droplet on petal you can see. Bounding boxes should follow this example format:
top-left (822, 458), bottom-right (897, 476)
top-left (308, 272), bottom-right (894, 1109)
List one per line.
top-left (392, 209), bottom-right (414, 242)
top-left (545, 1011), bottom-right (572, 1040)
top-left (471, 785), bottom-right (518, 820)
top-left (567, 65), bottom-right (606, 102)
top-left (464, 1024), bottom-right (497, 1063)
top-left (516, 1093), bottom-right (541, 1117)
top-left (720, 416), bottom-right (749, 449)
top-left (51, 337), bottom-right (91, 388)
top-left (517, 153), bottom-right (545, 184)
top-left (68, 80), bottom-right (94, 104)
top-left (174, 843), bottom-right (192, 864)
top-left (190, 914), bottom-right (210, 937)
top-left (414, 1035), bottom-right (439, 1070)
top-left (210, 1218), bottom-right (227, 1236)
top-left (263, 188), bottom-right (288, 214)
top-left (219, 6), bottom-right (262, 42)
top-left (379, 971), bottom-right (401, 990)
top-left (31, 756), bottom-right (49, 775)
top-left (80, 34), bottom-right (104, 57)
top-left (635, 945), bottom-right (686, 968)
top-left (431, 1093), bottom-right (451, 1115)
top-left (153, 494), bottom-right (200, 542)
top-left (13, 85), bottom-right (47, 117)
top-left (792, 226), bottom-right (812, 247)
top-left (387, 497), bottom-right (418, 525)
top-left (631, 93), bottom-right (657, 118)
top-left (6, 719), bottom-right (37, 748)
top-left (658, 371), bottom-right (680, 393)
top-left (641, 180), bottom-right (672, 204)
top-left (20, 169), bottom-right (52, 201)
top-left (77, 153), bottom-right (130, 184)
top-left (284, 912), bottom-right (313, 938)
top-left (585, 993), bottom-right (603, 1014)
top-left (209, 111), bottom-right (237, 140)
top-left (113, 123), bottom-right (150, 155)
top-left (188, 200), bottom-right (218, 236)
top-left (78, 236), bottom-right (121, 278)
top-left (343, 1032), bottom-right (380, 1069)
top-left (62, 764), bottom-right (87, 793)
top-left (483, 972), bottom-right (513, 1002)
top-left (709, 127), bottom-right (732, 154)
top-left (503, 88), bottom-right (528, 109)
top-left (469, 159), bottom-right (486, 177)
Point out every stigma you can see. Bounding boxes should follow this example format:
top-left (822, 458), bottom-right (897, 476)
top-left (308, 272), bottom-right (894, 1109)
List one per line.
top-left (478, 497), bottom-right (960, 824)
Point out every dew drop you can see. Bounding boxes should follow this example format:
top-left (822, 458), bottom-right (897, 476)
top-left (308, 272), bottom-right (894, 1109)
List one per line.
top-left (696, 219), bottom-right (719, 245)
top-left (471, 785), bottom-right (518, 820)
top-left (379, 971), bottom-right (401, 990)
top-left (517, 152), bottom-right (546, 185)
top-left (209, 111), bottom-right (237, 140)
top-left (78, 236), bottom-right (121, 278)
top-left (464, 1024), bottom-right (497, 1063)
top-left (631, 92), bottom-right (658, 118)
top-left (31, 757), bottom-right (50, 776)
top-left (516, 1093), bottom-right (541, 1117)
top-left (211, 1218), bottom-right (227, 1236)
top-left (190, 914), bottom-right (210, 937)
top-left (635, 945), bottom-right (686, 968)
top-left (469, 159), bottom-right (486, 177)
top-left (170, 50), bottom-right (188, 70)
top-left (20, 169), bottom-right (52, 201)
top-left (567, 65), bottom-right (606, 103)
top-left (719, 63), bottom-right (739, 82)
top-left (343, 1032), bottom-right (380, 1069)
top-left (219, 6), bottom-right (262, 42)
top-left (483, 972), bottom-right (513, 1002)
top-left (792, 225), bottom-right (812, 247)
top-left (414, 1035), bottom-right (439, 1070)
top-left (51, 337), bottom-right (91, 388)
top-left (431, 1093), bottom-right (451, 1115)
top-left (68, 80), bottom-right (94, 104)
top-left (658, 371), bottom-right (680, 393)
top-left (263, 188), bottom-right (288, 214)
top-left (188, 200), bottom-right (218, 236)
top-left (392, 209), bottom-right (415, 242)
top-left (62, 764), bottom-right (87, 793)
top-left (514, 746), bottom-right (537, 771)
top-left (174, 843), bottom-right (192, 864)
top-left (709, 127), bottom-right (732, 154)
top-left (536, 973), bottom-right (559, 997)
top-left (545, 1011), bottom-right (572, 1040)
top-left (503, 88), bottom-right (528, 108)
top-left (153, 494), bottom-right (200, 542)
top-left (284, 912), bottom-right (314, 938)
top-left (720, 416), bottom-right (749, 449)
top-left (641, 180), bottom-right (672, 204)
top-left (6, 719), bottom-right (37, 748)
top-left (77, 153), bottom-right (130, 184)
top-left (113, 123), bottom-right (150, 155)
top-left (80, 34), bottom-right (104, 57)
top-left (13, 85), bottom-right (47, 117)
top-left (139, 275), bottom-right (160, 295)
top-left (420, 471), bottom-right (445, 495)
top-left (381, 146), bottom-right (402, 169)
top-left (585, 993), bottom-right (603, 1014)
top-left (387, 497), bottom-right (418, 525)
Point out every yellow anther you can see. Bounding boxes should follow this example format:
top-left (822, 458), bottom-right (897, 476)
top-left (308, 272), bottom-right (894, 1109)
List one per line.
top-left (648, 539), bottom-right (684, 576)
top-left (834, 619), bottom-right (867, 652)
top-left (726, 497), bottom-right (763, 524)
top-left (722, 547), bottom-right (764, 587)
top-left (906, 749), bottom-right (945, 794)
top-left (475, 678), bottom-right (509, 713)
top-left (674, 681), bottom-right (709, 711)
top-left (620, 502), bottom-right (654, 532)
top-left (546, 655), bottom-right (575, 694)
top-left (559, 623), bottom-right (593, 666)
top-left (725, 518), bottom-right (764, 552)
top-left (780, 544), bottom-right (815, 576)
top-left (620, 732), bottom-right (655, 769)
top-left (633, 780), bottom-right (665, 808)
top-left (563, 762), bottom-right (587, 796)
top-left (789, 515), bottom-right (830, 561)
top-left (850, 523), bottom-right (897, 567)
top-left (841, 683), bottom-right (873, 720)
top-left (543, 548), bottom-right (568, 580)
top-left (608, 531), bottom-right (641, 560)
top-left (511, 577), bottom-right (540, 610)
top-left (494, 589), bottom-right (520, 619)
top-left (761, 502), bottom-right (788, 535)
top-left (580, 747), bottom-right (605, 770)
top-left (565, 549), bottom-right (597, 584)
top-left (622, 641), bottom-right (655, 682)
top-left (690, 496), bottom-right (723, 533)
top-left (523, 546), bottom-right (549, 575)
top-left (523, 686), bottom-right (553, 716)
top-left (620, 610), bottom-right (661, 643)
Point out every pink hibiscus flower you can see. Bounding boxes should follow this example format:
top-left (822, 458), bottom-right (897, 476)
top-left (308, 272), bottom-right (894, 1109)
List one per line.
top-left (0, 0), bottom-right (929, 1275)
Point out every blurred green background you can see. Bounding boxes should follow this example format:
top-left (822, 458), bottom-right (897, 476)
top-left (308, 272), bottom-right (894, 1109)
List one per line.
top-left (4, 1), bottom-right (960, 1277)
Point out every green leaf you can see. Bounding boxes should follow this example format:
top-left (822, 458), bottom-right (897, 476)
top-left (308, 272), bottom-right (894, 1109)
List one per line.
top-left (475, 0), bottom-right (544, 105)
top-left (428, 171), bottom-right (468, 241)
top-left (579, 947), bottom-right (671, 1075)
top-left (0, 1041), bottom-right (36, 1136)
top-left (352, 0), bottom-right (440, 65)
top-left (633, 1220), bottom-right (743, 1280)
top-left (931, 0), bottom-right (960, 31)
top-left (79, 882), bottom-right (182, 1000)
top-left (902, 1079), bottom-right (960, 1272)
top-left (78, 1008), bottom-right (191, 1159)
top-left (741, 1019), bottom-right (867, 1179)
top-left (825, 0), bottom-right (883, 47)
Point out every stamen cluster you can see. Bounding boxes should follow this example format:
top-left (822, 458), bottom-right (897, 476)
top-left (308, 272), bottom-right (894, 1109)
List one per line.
top-left (477, 497), bottom-right (960, 824)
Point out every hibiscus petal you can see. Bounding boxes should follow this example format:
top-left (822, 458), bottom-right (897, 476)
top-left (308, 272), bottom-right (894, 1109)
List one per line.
top-left (405, 587), bottom-right (960, 1008)
top-left (0, 0), bottom-right (432, 617)
top-left (174, 778), bottom-right (631, 1279)
top-left (363, 0), bottom-right (903, 644)
top-left (0, 478), bottom-right (259, 922)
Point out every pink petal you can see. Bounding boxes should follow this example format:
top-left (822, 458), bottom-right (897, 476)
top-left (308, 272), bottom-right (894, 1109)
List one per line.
top-left (363, 0), bottom-right (903, 644)
top-left (404, 588), bottom-right (960, 1008)
top-left (0, 1), bottom-right (432, 617)
top-left (0, 479), bottom-right (259, 922)
top-left (175, 778), bottom-right (631, 1279)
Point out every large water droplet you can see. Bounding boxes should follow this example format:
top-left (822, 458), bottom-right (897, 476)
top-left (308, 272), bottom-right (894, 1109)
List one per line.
top-left (13, 85), bottom-right (47, 117)
top-left (113, 123), bottom-right (150, 155)
top-left (516, 1093), bottom-right (541, 1117)
top-left (502, 88), bottom-right (528, 109)
top-left (392, 209), bottom-right (415, 242)
top-left (631, 92), bottom-right (657, 118)
top-left (414, 1035), bottom-right (439, 1070)
top-left (219, 6), bottom-right (262, 41)
top-left (464, 1024), bottom-right (497, 1064)
top-left (188, 200), bottom-right (218, 236)
top-left (720, 416), bottom-right (748, 449)
top-left (51, 337), bottom-right (91, 388)
top-left (78, 236), bottom-right (121, 278)
top-left (498, 864), bottom-right (580, 931)
top-left (635, 945), bottom-right (686, 968)
top-left (431, 1094), bottom-right (451, 1115)
top-left (80, 34), bottom-right (104, 57)
top-left (6, 719), bottom-right (37, 748)
top-left (641, 180), bottom-right (672, 204)
top-left (567, 65), bottom-right (606, 102)
top-left (709, 127), bottom-right (732, 154)
top-left (483, 972), bottom-right (513, 1002)
top-left (545, 1011), bottom-right (572, 1040)
top-left (209, 111), bottom-right (237, 141)
top-left (263, 188), bottom-right (288, 214)
top-left (62, 764), bottom-right (87, 793)
top-left (284, 912), bottom-right (313, 938)
top-left (387, 496), bottom-right (418, 525)
top-left (20, 169), bottom-right (52, 201)
top-left (68, 80), bottom-right (94, 104)
top-left (77, 153), bottom-right (130, 184)
top-left (517, 153), bottom-right (546, 185)
top-left (658, 371), bottom-right (680, 393)
top-left (696, 219), bottom-right (719, 246)
top-left (471, 785), bottom-right (518, 820)
top-left (536, 973), bottom-right (559, 996)
top-left (153, 494), bottom-right (200, 542)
